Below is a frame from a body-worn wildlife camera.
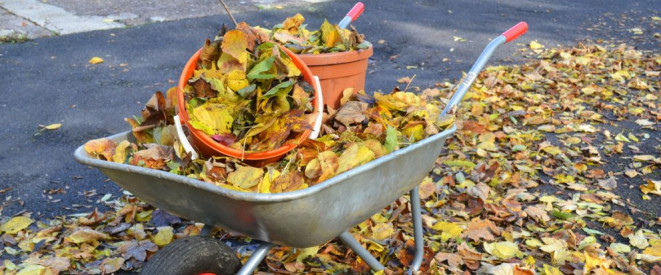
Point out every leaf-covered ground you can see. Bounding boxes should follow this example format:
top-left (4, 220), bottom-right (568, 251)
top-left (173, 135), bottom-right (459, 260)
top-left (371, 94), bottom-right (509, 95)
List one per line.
top-left (1, 36), bottom-right (660, 275)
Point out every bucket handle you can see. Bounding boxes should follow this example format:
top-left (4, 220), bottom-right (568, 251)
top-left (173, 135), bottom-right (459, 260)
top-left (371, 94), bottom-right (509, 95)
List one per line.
top-left (310, 75), bottom-right (324, 140)
top-left (174, 114), bottom-right (199, 160)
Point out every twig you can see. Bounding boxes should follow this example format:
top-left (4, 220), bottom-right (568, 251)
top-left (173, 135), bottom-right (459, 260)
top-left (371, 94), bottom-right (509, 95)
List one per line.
top-left (217, 0), bottom-right (238, 27)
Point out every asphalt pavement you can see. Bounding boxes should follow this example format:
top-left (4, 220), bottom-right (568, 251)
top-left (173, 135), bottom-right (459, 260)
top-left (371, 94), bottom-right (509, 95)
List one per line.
top-left (0, 0), bottom-right (658, 220)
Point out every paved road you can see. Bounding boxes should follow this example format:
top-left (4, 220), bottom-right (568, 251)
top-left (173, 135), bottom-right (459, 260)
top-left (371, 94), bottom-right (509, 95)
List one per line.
top-left (0, 0), bottom-right (658, 219)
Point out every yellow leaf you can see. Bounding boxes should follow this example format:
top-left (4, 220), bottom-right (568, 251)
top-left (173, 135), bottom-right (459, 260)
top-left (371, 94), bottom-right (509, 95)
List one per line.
top-left (227, 165), bottom-right (264, 189)
top-left (189, 102), bottom-right (233, 135)
top-left (431, 221), bottom-right (463, 242)
top-left (402, 124), bottom-right (424, 141)
top-left (296, 246), bottom-right (319, 263)
top-left (484, 241), bottom-right (521, 259)
top-left (539, 237), bottom-right (567, 253)
top-left (42, 123), bottom-right (62, 130)
top-left (88, 57), bottom-right (104, 64)
top-left (337, 143), bottom-right (375, 174)
top-left (628, 230), bottom-right (649, 249)
top-left (529, 40), bottom-right (544, 50)
top-left (542, 264), bottom-right (563, 275)
top-left (282, 13), bottom-right (305, 33)
top-left (372, 223), bottom-right (394, 241)
top-left (258, 169), bottom-right (280, 194)
top-left (221, 30), bottom-right (249, 65)
top-left (542, 146), bottom-right (563, 156)
top-left (525, 238), bottom-right (543, 248)
top-left (16, 264), bottom-right (47, 275)
top-left (112, 140), bottom-right (131, 163)
top-left (320, 19), bottom-right (341, 48)
top-left (643, 242), bottom-right (661, 256)
top-left (0, 216), bottom-right (34, 234)
top-left (153, 226), bottom-right (174, 247)
top-left (640, 180), bottom-right (661, 195)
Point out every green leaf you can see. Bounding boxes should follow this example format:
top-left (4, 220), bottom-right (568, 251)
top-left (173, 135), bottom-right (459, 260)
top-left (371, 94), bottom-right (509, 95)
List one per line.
top-left (582, 227), bottom-right (604, 235)
top-left (384, 126), bottom-right (398, 152)
top-left (263, 80), bottom-right (294, 99)
top-left (550, 210), bottom-right (575, 220)
top-left (443, 160), bottom-right (476, 168)
top-left (247, 56), bottom-right (276, 80)
top-left (237, 84), bottom-right (257, 98)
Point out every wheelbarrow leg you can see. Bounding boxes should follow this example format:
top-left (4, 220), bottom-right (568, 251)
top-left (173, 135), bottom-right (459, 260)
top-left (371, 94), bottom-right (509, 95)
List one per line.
top-left (339, 231), bottom-right (386, 271)
top-left (236, 242), bottom-right (275, 275)
top-left (408, 186), bottom-right (424, 274)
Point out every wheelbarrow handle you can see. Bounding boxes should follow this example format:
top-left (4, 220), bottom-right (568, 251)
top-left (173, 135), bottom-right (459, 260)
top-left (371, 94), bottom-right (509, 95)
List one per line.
top-left (338, 2), bottom-right (364, 29)
top-left (440, 21), bottom-right (528, 116)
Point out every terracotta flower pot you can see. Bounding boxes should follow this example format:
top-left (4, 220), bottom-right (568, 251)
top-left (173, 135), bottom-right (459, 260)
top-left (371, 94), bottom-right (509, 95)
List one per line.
top-left (298, 45), bottom-right (373, 109)
top-left (176, 46), bottom-right (321, 164)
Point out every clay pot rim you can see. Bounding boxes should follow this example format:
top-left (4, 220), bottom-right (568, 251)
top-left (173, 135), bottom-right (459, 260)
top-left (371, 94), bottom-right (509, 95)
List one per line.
top-left (297, 45), bottom-right (373, 66)
top-left (176, 46), bottom-right (320, 160)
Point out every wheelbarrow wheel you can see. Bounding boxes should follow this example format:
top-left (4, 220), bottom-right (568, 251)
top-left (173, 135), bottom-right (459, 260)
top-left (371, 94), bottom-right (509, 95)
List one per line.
top-left (141, 235), bottom-right (241, 275)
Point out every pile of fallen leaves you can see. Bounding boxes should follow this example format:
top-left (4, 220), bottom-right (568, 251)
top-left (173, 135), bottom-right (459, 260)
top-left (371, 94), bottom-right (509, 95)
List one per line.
top-left (266, 13), bottom-right (371, 54)
top-left (2, 41), bottom-right (659, 274)
top-left (179, 22), bottom-right (316, 152)
top-left (85, 86), bottom-right (450, 193)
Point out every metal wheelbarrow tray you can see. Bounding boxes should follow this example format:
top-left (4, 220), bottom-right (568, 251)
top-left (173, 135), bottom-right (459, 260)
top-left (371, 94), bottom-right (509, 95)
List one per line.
top-left (74, 22), bottom-right (528, 274)
top-left (74, 124), bottom-right (456, 248)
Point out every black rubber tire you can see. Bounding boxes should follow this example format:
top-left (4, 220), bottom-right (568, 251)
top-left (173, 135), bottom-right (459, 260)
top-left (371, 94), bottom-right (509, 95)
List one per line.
top-left (141, 236), bottom-right (241, 275)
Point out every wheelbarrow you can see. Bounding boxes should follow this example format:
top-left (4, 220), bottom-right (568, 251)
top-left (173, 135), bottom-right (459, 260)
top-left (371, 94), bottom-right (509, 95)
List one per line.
top-left (74, 22), bottom-right (527, 274)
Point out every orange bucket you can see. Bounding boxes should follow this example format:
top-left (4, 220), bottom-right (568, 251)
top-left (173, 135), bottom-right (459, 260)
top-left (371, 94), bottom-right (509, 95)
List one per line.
top-left (177, 46), bottom-right (322, 163)
top-left (298, 45), bottom-right (372, 109)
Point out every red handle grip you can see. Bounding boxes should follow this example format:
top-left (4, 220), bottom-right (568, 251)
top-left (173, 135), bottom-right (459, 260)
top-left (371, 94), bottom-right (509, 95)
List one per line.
top-left (346, 2), bottom-right (365, 21)
top-left (502, 21), bottom-right (528, 43)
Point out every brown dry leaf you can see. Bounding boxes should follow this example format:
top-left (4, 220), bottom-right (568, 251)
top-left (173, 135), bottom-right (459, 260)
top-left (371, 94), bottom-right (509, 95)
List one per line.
top-left (334, 101), bottom-right (368, 127)
top-left (271, 170), bottom-right (305, 193)
top-left (524, 205), bottom-right (551, 224)
top-left (66, 227), bottom-right (109, 244)
top-left (100, 257), bottom-right (124, 274)
top-left (597, 176), bottom-right (618, 190)
top-left (130, 144), bottom-right (174, 170)
top-left (418, 177), bottom-right (436, 200)
top-left (435, 252), bottom-right (464, 269)
top-left (84, 138), bottom-right (117, 161)
top-left (317, 151), bottom-right (339, 182)
top-left (462, 218), bottom-right (500, 242)
top-left (467, 182), bottom-right (491, 202)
